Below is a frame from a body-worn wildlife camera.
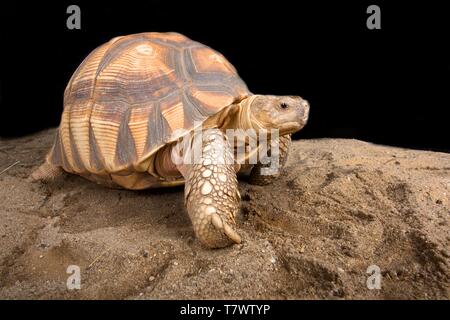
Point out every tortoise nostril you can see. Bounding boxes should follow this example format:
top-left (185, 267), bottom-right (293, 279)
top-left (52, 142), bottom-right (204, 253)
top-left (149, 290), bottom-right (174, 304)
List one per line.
top-left (280, 103), bottom-right (289, 109)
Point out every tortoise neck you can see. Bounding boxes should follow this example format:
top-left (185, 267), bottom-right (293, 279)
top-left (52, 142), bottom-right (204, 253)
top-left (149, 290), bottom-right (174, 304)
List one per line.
top-left (237, 95), bottom-right (262, 131)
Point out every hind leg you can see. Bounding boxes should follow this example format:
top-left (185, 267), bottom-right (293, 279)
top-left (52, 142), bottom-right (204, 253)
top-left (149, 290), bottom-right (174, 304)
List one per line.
top-left (30, 161), bottom-right (63, 183)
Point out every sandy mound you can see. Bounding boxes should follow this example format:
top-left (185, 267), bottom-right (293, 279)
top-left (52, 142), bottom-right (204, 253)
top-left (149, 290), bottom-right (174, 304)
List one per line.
top-left (0, 129), bottom-right (449, 299)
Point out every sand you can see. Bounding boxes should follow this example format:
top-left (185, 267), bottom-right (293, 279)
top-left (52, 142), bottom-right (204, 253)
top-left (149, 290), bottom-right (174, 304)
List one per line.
top-left (0, 129), bottom-right (449, 299)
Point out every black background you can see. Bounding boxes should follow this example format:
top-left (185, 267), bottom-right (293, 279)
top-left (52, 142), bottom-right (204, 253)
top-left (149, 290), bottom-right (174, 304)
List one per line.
top-left (0, 0), bottom-right (449, 152)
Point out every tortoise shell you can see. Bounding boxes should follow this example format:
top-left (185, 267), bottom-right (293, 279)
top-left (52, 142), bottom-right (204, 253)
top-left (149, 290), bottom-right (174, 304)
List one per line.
top-left (47, 32), bottom-right (251, 189)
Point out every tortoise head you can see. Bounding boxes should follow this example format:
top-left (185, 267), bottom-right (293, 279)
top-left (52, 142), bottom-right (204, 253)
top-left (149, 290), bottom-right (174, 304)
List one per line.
top-left (248, 95), bottom-right (310, 135)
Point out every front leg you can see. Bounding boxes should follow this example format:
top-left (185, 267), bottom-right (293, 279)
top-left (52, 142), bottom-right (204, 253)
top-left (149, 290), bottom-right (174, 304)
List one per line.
top-left (249, 134), bottom-right (291, 185)
top-left (180, 129), bottom-right (241, 248)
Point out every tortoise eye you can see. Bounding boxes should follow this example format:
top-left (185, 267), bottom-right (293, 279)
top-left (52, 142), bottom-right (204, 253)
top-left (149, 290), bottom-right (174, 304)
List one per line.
top-left (280, 103), bottom-right (289, 109)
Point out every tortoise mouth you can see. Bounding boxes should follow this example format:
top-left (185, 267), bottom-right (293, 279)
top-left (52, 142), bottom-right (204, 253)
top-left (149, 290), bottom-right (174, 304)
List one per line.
top-left (280, 121), bottom-right (305, 135)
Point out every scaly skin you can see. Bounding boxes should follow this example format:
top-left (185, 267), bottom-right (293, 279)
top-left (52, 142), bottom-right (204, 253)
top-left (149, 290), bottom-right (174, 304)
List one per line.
top-left (30, 161), bottom-right (63, 183)
top-left (183, 129), bottom-right (241, 248)
top-left (249, 134), bottom-right (291, 185)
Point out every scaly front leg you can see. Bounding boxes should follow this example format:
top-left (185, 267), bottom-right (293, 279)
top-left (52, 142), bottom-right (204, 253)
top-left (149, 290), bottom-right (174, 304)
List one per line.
top-left (181, 129), bottom-right (241, 248)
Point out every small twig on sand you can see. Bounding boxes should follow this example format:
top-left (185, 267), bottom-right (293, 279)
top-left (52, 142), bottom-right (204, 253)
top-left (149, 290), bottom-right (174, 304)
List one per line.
top-left (0, 161), bottom-right (20, 176)
top-left (383, 158), bottom-right (395, 165)
top-left (87, 247), bottom-right (112, 270)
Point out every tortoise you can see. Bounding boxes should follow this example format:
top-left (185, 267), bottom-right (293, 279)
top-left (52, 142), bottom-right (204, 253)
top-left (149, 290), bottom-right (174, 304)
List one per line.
top-left (32, 32), bottom-right (310, 248)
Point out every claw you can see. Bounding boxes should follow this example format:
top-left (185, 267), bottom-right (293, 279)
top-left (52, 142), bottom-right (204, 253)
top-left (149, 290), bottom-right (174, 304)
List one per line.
top-left (223, 222), bottom-right (242, 244)
top-left (211, 213), bottom-right (224, 229)
top-left (211, 213), bottom-right (241, 244)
